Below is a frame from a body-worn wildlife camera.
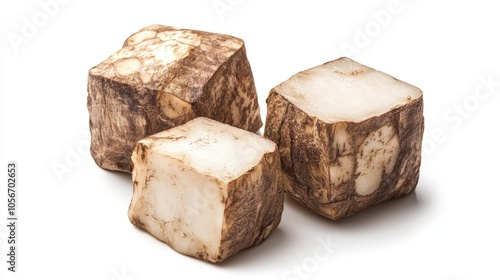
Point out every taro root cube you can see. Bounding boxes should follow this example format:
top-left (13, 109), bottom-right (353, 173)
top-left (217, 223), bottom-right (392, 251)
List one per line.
top-left (87, 24), bottom-right (262, 173)
top-left (265, 57), bottom-right (424, 220)
top-left (128, 117), bottom-right (284, 263)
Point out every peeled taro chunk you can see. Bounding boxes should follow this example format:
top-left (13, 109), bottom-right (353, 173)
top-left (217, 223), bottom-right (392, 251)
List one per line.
top-left (87, 24), bottom-right (262, 173)
top-left (128, 117), bottom-right (284, 263)
top-left (264, 57), bottom-right (424, 220)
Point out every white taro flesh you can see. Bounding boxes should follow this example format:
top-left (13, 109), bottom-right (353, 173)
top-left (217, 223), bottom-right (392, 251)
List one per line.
top-left (128, 117), bottom-right (284, 262)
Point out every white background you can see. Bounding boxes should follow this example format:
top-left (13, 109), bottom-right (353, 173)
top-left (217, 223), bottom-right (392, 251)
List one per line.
top-left (1, 1), bottom-right (499, 279)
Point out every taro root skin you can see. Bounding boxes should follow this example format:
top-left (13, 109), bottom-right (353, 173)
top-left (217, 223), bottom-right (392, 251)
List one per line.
top-left (264, 57), bottom-right (424, 220)
top-left (128, 118), bottom-right (284, 263)
top-left (87, 24), bottom-right (262, 173)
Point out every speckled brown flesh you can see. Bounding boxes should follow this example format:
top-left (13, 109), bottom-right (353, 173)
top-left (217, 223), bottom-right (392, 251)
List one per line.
top-left (264, 90), bottom-right (424, 220)
top-left (87, 25), bottom-right (262, 173)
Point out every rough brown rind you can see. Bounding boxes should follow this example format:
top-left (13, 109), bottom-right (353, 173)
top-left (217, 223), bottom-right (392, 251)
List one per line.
top-left (264, 82), bottom-right (424, 220)
top-left (219, 151), bottom-right (284, 261)
top-left (87, 24), bottom-right (262, 173)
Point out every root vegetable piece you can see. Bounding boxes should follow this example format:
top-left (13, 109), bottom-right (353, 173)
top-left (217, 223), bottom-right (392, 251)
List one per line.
top-left (87, 24), bottom-right (262, 173)
top-left (128, 117), bottom-right (284, 263)
top-left (264, 57), bottom-right (424, 220)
